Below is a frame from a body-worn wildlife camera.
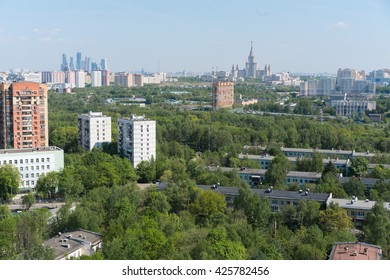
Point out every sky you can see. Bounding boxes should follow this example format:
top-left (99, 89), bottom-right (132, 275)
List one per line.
top-left (0, 0), bottom-right (389, 74)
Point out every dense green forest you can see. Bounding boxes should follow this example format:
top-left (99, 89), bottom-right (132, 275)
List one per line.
top-left (2, 83), bottom-right (390, 260)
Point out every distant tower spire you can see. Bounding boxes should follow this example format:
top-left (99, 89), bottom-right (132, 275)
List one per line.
top-left (246, 41), bottom-right (257, 79)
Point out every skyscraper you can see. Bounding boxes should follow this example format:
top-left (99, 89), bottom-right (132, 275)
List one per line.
top-left (118, 115), bottom-right (156, 168)
top-left (245, 42), bottom-right (258, 79)
top-left (0, 81), bottom-right (48, 149)
top-left (69, 57), bottom-right (75, 71)
top-left (84, 56), bottom-right (90, 73)
top-left (91, 62), bottom-right (99, 71)
top-left (100, 58), bottom-right (108, 71)
top-left (76, 52), bottom-right (82, 70)
top-left (61, 53), bottom-right (68, 71)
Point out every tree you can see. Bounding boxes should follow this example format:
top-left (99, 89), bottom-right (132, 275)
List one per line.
top-left (190, 189), bottom-right (226, 225)
top-left (0, 216), bottom-right (17, 259)
top-left (342, 177), bottom-right (366, 199)
top-left (234, 185), bottom-right (271, 230)
top-left (0, 165), bottom-right (21, 201)
top-left (144, 187), bottom-right (171, 214)
top-left (136, 160), bottom-right (156, 183)
top-left (363, 200), bottom-right (390, 253)
top-left (265, 154), bottom-right (291, 188)
top-left (15, 209), bottom-right (54, 259)
top-left (22, 193), bottom-right (35, 211)
top-left (190, 226), bottom-right (247, 260)
top-left (322, 160), bottom-right (340, 177)
top-left (296, 153), bottom-right (323, 173)
top-left (350, 156), bottom-right (369, 177)
top-left (58, 167), bottom-right (84, 199)
top-left (318, 203), bottom-right (353, 233)
top-left (35, 171), bottom-right (60, 199)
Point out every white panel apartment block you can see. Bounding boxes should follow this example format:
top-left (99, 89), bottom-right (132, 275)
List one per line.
top-left (118, 115), bottom-right (156, 168)
top-left (0, 146), bottom-right (64, 191)
top-left (78, 112), bottom-right (112, 151)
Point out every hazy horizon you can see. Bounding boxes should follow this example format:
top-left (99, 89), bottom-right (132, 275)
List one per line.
top-left (0, 0), bottom-right (389, 74)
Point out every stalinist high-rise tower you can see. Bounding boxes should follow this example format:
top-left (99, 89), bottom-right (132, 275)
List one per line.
top-left (245, 41), bottom-right (258, 79)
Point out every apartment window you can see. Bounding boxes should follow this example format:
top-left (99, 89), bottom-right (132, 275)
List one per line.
top-left (46, 158), bottom-right (50, 162)
top-left (31, 181), bottom-right (34, 186)
top-left (31, 174), bottom-right (34, 178)
top-left (36, 158), bottom-right (39, 163)
top-left (41, 158), bottom-right (44, 162)
top-left (41, 165), bottom-right (44, 170)
top-left (20, 167), bottom-right (23, 171)
top-left (31, 166), bottom-right (34, 170)
top-left (36, 173), bottom-right (39, 177)
top-left (36, 166), bottom-right (39, 170)
top-left (47, 165), bottom-right (50, 170)
top-left (15, 160), bottom-right (18, 164)
top-left (26, 174), bottom-right (29, 178)
top-left (3, 160), bottom-right (6, 164)
top-left (25, 166), bottom-right (29, 171)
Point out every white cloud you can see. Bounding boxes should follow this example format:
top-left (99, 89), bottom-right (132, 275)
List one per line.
top-left (329, 21), bottom-right (349, 29)
top-left (38, 37), bottom-right (53, 42)
top-left (33, 28), bottom-right (64, 34)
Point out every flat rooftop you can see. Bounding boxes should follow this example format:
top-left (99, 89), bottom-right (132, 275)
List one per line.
top-left (238, 154), bottom-right (350, 164)
top-left (208, 166), bottom-right (322, 179)
top-left (43, 229), bottom-right (103, 260)
top-left (157, 182), bottom-right (330, 203)
top-left (329, 242), bottom-right (382, 260)
top-left (0, 146), bottom-right (63, 155)
top-left (330, 198), bottom-right (390, 211)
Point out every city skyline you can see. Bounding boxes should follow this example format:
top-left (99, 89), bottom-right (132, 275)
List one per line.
top-left (0, 0), bottom-right (389, 74)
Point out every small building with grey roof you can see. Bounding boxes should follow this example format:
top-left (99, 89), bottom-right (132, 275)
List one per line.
top-left (43, 229), bottom-right (103, 260)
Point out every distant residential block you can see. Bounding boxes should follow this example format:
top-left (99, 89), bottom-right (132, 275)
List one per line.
top-left (0, 81), bottom-right (48, 149)
top-left (118, 114), bottom-right (156, 168)
top-left (212, 81), bottom-right (234, 110)
top-left (78, 112), bottom-right (112, 151)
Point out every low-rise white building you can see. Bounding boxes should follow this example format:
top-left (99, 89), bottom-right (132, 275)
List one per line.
top-left (0, 146), bottom-right (64, 191)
